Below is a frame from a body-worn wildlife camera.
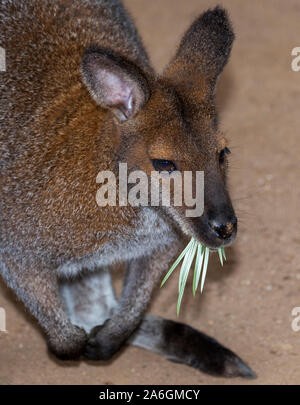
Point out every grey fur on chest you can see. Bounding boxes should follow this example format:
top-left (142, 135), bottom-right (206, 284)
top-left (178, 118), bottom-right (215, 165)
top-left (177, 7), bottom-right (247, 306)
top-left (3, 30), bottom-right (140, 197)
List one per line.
top-left (58, 208), bottom-right (178, 278)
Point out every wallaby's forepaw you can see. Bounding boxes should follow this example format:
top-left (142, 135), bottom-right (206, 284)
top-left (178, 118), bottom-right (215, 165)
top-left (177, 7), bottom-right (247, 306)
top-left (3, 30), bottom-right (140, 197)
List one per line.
top-left (83, 320), bottom-right (124, 361)
top-left (48, 325), bottom-right (87, 360)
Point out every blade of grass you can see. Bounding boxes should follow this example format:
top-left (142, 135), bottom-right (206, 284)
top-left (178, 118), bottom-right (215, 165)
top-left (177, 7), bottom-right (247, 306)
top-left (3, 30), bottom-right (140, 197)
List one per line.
top-left (200, 247), bottom-right (210, 293)
top-left (177, 240), bottom-right (197, 314)
top-left (192, 243), bottom-right (204, 296)
top-left (160, 238), bottom-right (194, 287)
top-left (178, 239), bottom-right (197, 293)
top-left (218, 248), bottom-right (223, 266)
top-left (177, 264), bottom-right (190, 315)
top-left (221, 247), bottom-right (226, 261)
top-left (161, 237), bottom-right (227, 315)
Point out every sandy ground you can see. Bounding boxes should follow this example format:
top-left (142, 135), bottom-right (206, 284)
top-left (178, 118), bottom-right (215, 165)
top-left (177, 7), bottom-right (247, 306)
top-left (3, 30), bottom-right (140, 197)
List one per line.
top-left (1, 0), bottom-right (300, 385)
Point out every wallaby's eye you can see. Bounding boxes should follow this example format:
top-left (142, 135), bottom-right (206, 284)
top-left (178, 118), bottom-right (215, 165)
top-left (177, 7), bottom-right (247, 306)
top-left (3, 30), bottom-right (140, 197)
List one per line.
top-left (219, 147), bottom-right (231, 166)
top-left (152, 159), bottom-right (177, 173)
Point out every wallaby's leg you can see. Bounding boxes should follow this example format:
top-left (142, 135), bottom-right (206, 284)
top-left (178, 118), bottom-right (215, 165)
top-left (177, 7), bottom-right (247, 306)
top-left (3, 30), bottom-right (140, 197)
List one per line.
top-left (129, 314), bottom-right (256, 378)
top-left (60, 269), bottom-right (117, 334)
top-left (59, 262), bottom-right (255, 377)
top-left (84, 246), bottom-right (180, 361)
top-left (0, 253), bottom-right (87, 359)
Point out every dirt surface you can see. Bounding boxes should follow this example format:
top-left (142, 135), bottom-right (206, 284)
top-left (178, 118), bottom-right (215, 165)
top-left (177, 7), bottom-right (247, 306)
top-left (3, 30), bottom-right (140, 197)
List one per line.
top-left (1, 0), bottom-right (300, 385)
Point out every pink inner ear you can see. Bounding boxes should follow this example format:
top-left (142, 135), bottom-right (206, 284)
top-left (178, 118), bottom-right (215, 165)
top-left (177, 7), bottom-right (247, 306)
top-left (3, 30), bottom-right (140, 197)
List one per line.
top-left (96, 69), bottom-right (132, 113)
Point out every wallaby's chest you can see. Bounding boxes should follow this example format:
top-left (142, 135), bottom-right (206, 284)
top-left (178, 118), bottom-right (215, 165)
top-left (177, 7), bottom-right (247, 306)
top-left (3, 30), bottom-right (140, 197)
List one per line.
top-left (57, 208), bottom-right (177, 277)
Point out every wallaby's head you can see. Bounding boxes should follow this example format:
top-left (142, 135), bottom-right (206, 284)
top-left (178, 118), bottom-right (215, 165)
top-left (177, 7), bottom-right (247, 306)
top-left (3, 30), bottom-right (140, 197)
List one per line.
top-left (81, 7), bottom-right (236, 249)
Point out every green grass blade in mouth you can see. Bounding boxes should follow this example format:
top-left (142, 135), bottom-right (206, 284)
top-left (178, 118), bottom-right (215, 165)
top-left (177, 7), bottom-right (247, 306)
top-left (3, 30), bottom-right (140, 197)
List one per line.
top-left (221, 247), bottom-right (226, 261)
top-left (192, 242), bottom-right (204, 296)
top-left (178, 238), bottom-right (196, 293)
top-left (160, 238), bottom-right (194, 287)
top-left (200, 247), bottom-right (210, 293)
top-left (162, 238), bottom-right (226, 314)
top-left (177, 239), bottom-right (197, 315)
top-left (218, 248), bottom-right (224, 266)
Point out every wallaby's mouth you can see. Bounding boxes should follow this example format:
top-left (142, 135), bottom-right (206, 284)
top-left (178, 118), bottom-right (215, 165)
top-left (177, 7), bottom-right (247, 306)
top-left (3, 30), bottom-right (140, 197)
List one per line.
top-left (166, 205), bottom-right (238, 249)
top-left (198, 233), bottom-right (236, 250)
top-left (205, 233), bottom-right (237, 250)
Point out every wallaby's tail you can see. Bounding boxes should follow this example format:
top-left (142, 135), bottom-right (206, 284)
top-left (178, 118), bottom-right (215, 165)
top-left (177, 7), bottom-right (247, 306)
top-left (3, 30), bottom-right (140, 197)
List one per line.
top-left (129, 314), bottom-right (256, 378)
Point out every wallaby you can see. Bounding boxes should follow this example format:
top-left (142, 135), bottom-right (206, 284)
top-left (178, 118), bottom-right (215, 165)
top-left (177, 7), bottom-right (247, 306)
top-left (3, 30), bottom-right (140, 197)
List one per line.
top-left (0, 0), bottom-right (255, 378)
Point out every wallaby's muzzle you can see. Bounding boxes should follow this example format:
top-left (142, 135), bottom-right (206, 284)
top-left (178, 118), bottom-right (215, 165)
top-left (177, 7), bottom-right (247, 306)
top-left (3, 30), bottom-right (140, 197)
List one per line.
top-left (207, 210), bottom-right (237, 245)
top-left (186, 212), bottom-right (237, 250)
top-left (188, 211), bottom-right (237, 250)
top-left (184, 177), bottom-right (238, 249)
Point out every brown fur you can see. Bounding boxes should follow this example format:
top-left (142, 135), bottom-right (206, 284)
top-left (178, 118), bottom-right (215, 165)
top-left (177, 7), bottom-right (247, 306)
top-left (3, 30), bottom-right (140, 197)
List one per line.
top-left (0, 1), bottom-right (255, 377)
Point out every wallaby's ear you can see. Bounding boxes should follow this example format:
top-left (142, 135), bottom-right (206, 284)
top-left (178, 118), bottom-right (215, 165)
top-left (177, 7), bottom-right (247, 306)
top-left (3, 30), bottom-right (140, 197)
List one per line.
top-left (81, 47), bottom-right (150, 122)
top-left (164, 6), bottom-right (234, 99)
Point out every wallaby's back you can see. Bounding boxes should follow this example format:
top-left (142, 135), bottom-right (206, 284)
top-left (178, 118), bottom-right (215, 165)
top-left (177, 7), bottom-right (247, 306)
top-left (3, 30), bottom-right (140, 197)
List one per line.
top-left (0, 0), bottom-right (152, 259)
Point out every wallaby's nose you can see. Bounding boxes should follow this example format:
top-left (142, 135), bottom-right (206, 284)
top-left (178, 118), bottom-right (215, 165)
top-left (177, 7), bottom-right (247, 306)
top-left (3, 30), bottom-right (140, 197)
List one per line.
top-left (208, 216), bottom-right (237, 240)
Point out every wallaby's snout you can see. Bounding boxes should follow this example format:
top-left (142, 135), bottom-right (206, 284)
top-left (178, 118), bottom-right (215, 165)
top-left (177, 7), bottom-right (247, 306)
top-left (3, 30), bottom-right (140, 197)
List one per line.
top-left (208, 211), bottom-right (237, 242)
top-left (206, 204), bottom-right (237, 246)
top-left (188, 185), bottom-right (237, 249)
top-left (202, 171), bottom-right (237, 247)
top-left (187, 209), bottom-right (237, 250)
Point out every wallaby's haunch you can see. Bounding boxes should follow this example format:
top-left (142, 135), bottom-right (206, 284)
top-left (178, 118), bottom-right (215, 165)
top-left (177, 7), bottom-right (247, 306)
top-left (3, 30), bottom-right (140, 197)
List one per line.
top-left (0, 0), bottom-right (255, 378)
